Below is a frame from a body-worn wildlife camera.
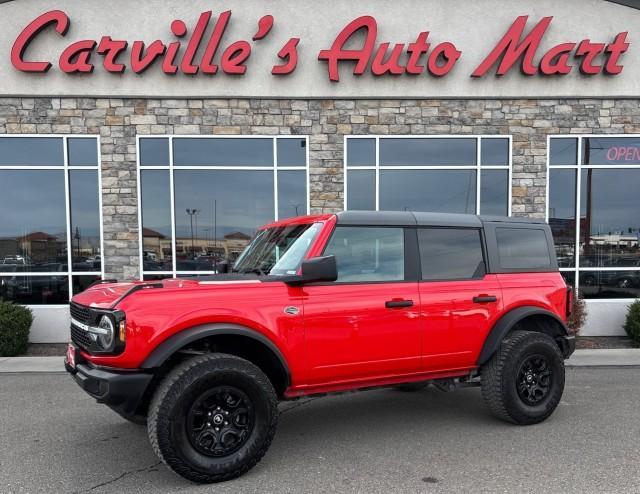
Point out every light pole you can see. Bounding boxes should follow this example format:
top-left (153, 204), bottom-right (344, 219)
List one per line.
top-left (186, 209), bottom-right (200, 258)
top-left (73, 227), bottom-right (81, 259)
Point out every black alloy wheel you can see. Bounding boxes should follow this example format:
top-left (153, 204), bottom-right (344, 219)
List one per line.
top-left (187, 386), bottom-right (255, 457)
top-left (516, 354), bottom-right (552, 406)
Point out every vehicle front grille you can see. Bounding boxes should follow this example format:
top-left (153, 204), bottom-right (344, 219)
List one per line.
top-left (70, 302), bottom-right (93, 351)
top-left (70, 302), bottom-right (92, 325)
top-left (70, 324), bottom-right (93, 351)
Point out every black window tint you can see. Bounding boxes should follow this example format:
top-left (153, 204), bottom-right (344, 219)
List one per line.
top-left (68, 138), bottom-right (98, 166)
top-left (324, 227), bottom-right (404, 282)
top-left (277, 138), bottom-right (306, 166)
top-left (549, 138), bottom-right (578, 166)
top-left (173, 138), bottom-right (273, 166)
top-left (481, 138), bottom-right (509, 166)
top-left (418, 228), bottom-right (484, 280)
top-left (0, 137), bottom-right (64, 166)
top-left (347, 170), bottom-right (375, 210)
top-left (496, 228), bottom-right (551, 269)
top-left (380, 138), bottom-right (476, 166)
top-left (347, 139), bottom-right (376, 166)
top-left (140, 138), bottom-right (170, 166)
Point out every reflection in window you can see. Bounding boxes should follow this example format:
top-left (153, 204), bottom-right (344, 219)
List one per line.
top-left (548, 136), bottom-right (640, 299)
top-left (549, 138), bottom-right (578, 166)
top-left (579, 270), bottom-right (640, 299)
top-left (549, 169), bottom-right (577, 267)
top-left (324, 227), bottom-right (404, 282)
top-left (380, 170), bottom-right (476, 213)
top-left (278, 171), bottom-right (307, 219)
top-left (579, 169), bottom-right (640, 268)
top-left (0, 136), bottom-right (102, 305)
top-left (69, 170), bottom-right (102, 272)
top-left (139, 136), bottom-right (309, 277)
top-left (174, 171), bottom-right (273, 271)
top-left (140, 171), bottom-right (173, 272)
top-left (0, 171), bottom-right (67, 267)
top-left (345, 136), bottom-right (510, 217)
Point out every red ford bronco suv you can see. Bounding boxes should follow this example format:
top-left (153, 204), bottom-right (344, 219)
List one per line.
top-left (65, 211), bottom-right (575, 483)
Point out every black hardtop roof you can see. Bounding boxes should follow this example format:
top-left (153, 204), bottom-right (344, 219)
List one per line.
top-left (335, 211), bottom-right (547, 228)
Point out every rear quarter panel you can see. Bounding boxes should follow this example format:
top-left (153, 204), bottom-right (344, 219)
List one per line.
top-left (496, 272), bottom-right (568, 321)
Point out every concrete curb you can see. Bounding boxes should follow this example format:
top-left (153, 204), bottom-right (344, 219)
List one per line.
top-left (0, 349), bottom-right (639, 373)
top-left (565, 349), bottom-right (640, 367)
top-left (0, 356), bottom-right (65, 373)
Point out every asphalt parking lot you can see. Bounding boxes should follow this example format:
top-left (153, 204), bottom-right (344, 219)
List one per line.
top-left (1, 368), bottom-right (639, 494)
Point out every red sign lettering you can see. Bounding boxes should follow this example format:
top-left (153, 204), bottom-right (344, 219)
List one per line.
top-left (9, 10), bottom-right (630, 80)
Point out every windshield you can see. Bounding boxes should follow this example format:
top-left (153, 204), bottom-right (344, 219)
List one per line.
top-left (233, 222), bottom-right (322, 276)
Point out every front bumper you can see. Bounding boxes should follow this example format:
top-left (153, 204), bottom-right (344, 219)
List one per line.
top-left (65, 358), bottom-right (153, 418)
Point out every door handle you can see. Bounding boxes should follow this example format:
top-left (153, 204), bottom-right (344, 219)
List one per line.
top-left (385, 299), bottom-right (414, 308)
top-left (472, 295), bottom-right (497, 304)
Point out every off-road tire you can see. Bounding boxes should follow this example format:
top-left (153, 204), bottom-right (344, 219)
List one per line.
top-left (147, 353), bottom-right (278, 483)
top-left (481, 330), bottom-right (565, 425)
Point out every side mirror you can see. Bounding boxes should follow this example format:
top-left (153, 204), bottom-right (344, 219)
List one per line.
top-left (285, 255), bottom-right (338, 285)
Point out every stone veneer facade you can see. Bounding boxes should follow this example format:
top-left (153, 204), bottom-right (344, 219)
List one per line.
top-left (1, 97), bottom-right (639, 280)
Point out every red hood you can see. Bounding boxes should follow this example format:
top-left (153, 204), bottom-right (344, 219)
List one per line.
top-left (70, 277), bottom-right (263, 308)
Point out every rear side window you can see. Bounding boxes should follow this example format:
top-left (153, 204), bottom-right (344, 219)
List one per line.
top-left (496, 227), bottom-right (551, 269)
top-left (418, 228), bottom-right (485, 280)
top-left (324, 227), bottom-right (404, 282)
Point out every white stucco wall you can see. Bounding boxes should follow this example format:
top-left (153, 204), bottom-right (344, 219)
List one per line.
top-left (0, 0), bottom-right (638, 98)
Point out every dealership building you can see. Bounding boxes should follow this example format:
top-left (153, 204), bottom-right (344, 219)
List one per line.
top-left (0, 0), bottom-right (639, 342)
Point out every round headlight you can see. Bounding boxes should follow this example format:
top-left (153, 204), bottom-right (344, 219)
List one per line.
top-left (97, 315), bottom-right (115, 349)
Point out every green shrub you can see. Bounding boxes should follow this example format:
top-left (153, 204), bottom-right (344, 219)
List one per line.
top-left (0, 301), bottom-right (33, 357)
top-left (624, 300), bottom-right (640, 347)
top-left (567, 295), bottom-right (587, 336)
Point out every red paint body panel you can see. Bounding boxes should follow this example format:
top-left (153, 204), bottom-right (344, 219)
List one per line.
top-left (420, 275), bottom-right (504, 371)
top-left (71, 215), bottom-right (570, 398)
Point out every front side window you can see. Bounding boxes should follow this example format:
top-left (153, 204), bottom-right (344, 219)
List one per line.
top-left (345, 136), bottom-right (511, 216)
top-left (0, 136), bottom-right (102, 304)
top-left (419, 228), bottom-right (485, 280)
top-left (548, 136), bottom-right (640, 299)
top-left (138, 136), bottom-right (309, 279)
top-left (323, 227), bottom-right (404, 282)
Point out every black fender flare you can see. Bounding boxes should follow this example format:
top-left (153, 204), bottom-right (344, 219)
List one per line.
top-left (477, 306), bottom-right (571, 366)
top-left (141, 323), bottom-right (291, 387)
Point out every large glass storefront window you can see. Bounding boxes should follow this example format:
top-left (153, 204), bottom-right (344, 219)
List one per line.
top-left (138, 136), bottom-right (309, 279)
top-left (548, 136), bottom-right (640, 299)
top-left (0, 136), bottom-right (103, 304)
top-left (345, 136), bottom-right (511, 216)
